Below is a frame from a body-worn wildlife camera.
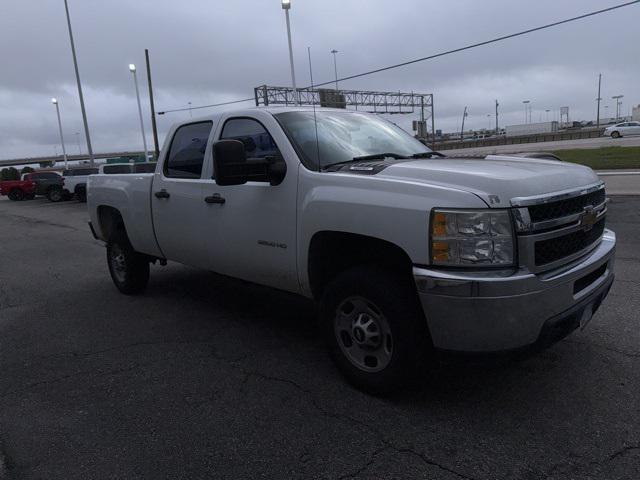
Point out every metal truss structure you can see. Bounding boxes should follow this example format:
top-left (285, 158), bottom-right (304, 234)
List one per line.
top-left (254, 85), bottom-right (435, 142)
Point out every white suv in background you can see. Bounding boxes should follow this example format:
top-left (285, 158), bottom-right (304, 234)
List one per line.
top-left (604, 121), bottom-right (640, 138)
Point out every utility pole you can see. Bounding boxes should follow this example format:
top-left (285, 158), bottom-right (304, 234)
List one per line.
top-left (145, 49), bottom-right (160, 160)
top-left (495, 99), bottom-right (499, 135)
top-left (596, 73), bottom-right (602, 129)
top-left (63, 0), bottom-right (94, 166)
top-left (460, 106), bottom-right (468, 140)
top-left (523, 100), bottom-right (530, 124)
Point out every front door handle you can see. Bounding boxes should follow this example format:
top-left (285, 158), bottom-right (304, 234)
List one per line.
top-left (204, 194), bottom-right (226, 205)
top-left (155, 190), bottom-right (170, 199)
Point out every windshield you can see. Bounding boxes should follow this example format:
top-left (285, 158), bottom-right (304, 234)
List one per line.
top-left (274, 111), bottom-right (431, 170)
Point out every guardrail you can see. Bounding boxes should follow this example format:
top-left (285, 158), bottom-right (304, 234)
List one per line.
top-left (435, 128), bottom-right (606, 151)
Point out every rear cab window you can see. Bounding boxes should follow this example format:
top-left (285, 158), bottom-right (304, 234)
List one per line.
top-left (164, 122), bottom-right (213, 179)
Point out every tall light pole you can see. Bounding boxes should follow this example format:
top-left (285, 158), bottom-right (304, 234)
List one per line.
top-left (612, 95), bottom-right (624, 121)
top-left (51, 98), bottom-right (68, 169)
top-left (460, 106), bottom-right (468, 140)
top-left (523, 100), bottom-right (530, 124)
top-left (129, 64), bottom-right (149, 162)
top-left (596, 73), bottom-right (602, 129)
top-left (188, 101), bottom-right (193, 118)
top-left (331, 49), bottom-right (339, 90)
top-left (495, 99), bottom-right (499, 135)
top-left (63, 0), bottom-right (94, 166)
top-left (282, 0), bottom-right (298, 105)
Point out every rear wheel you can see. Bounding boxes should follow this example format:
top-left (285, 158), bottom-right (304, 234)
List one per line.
top-left (46, 186), bottom-right (63, 202)
top-left (76, 187), bottom-right (87, 203)
top-left (106, 230), bottom-right (150, 295)
top-left (320, 265), bottom-right (431, 395)
top-left (611, 131), bottom-right (621, 138)
top-left (8, 189), bottom-right (24, 201)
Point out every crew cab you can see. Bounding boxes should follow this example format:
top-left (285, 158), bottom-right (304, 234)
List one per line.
top-left (88, 107), bottom-right (616, 393)
top-left (62, 167), bottom-right (99, 202)
top-left (0, 177), bottom-right (36, 201)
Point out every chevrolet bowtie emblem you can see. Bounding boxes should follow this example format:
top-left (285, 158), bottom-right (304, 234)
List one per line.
top-left (580, 205), bottom-right (597, 231)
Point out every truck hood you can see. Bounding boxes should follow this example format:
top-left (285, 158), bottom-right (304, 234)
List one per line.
top-left (378, 156), bottom-right (600, 207)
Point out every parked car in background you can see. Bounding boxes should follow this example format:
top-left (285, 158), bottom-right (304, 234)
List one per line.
top-left (88, 107), bottom-right (615, 394)
top-left (604, 121), bottom-right (640, 138)
top-left (62, 167), bottom-right (99, 202)
top-left (0, 177), bottom-right (36, 201)
top-left (25, 172), bottom-right (65, 202)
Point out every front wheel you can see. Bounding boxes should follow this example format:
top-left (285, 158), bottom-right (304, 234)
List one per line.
top-left (611, 131), bottom-right (621, 138)
top-left (106, 230), bottom-right (150, 295)
top-left (320, 265), bottom-right (431, 395)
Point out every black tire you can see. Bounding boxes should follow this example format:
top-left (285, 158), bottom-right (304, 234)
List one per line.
top-left (8, 189), bottom-right (24, 201)
top-left (611, 131), bottom-right (621, 139)
top-left (47, 186), bottom-right (63, 202)
top-left (106, 230), bottom-right (150, 295)
top-left (76, 187), bottom-right (87, 203)
top-left (320, 265), bottom-right (431, 395)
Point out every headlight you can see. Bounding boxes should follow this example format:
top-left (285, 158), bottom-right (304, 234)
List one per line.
top-left (430, 209), bottom-right (515, 266)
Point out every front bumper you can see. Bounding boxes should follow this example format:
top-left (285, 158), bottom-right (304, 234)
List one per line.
top-left (413, 229), bottom-right (616, 353)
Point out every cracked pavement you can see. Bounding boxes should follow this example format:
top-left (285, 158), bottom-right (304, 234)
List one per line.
top-left (0, 195), bottom-right (639, 479)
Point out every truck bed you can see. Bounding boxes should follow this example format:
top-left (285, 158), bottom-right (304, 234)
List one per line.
top-left (87, 173), bottom-right (163, 258)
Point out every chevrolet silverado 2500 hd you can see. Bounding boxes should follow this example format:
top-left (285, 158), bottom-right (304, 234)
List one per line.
top-left (87, 107), bottom-right (615, 393)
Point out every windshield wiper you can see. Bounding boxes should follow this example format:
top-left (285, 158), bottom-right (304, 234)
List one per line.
top-left (323, 153), bottom-right (407, 170)
top-left (410, 151), bottom-right (446, 159)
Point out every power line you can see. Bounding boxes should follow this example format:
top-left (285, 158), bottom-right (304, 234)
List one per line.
top-left (158, 0), bottom-right (640, 115)
top-left (158, 97), bottom-right (254, 115)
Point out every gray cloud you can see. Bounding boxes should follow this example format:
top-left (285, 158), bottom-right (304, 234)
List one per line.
top-left (1, 0), bottom-right (638, 159)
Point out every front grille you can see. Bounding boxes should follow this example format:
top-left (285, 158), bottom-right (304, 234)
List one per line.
top-left (534, 219), bottom-right (605, 266)
top-left (528, 188), bottom-right (605, 223)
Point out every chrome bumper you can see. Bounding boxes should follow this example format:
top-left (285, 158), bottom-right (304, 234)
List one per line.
top-left (413, 229), bottom-right (616, 353)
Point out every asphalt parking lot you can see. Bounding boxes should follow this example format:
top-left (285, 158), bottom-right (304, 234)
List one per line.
top-left (0, 195), bottom-right (639, 480)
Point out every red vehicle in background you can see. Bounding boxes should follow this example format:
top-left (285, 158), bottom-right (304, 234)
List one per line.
top-left (0, 177), bottom-right (36, 201)
top-left (0, 172), bottom-right (65, 202)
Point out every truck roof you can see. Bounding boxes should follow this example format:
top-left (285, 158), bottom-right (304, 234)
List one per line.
top-left (183, 105), bottom-right (367, 123)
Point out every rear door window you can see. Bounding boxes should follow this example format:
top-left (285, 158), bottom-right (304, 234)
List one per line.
top-left (164, 122), bottom-right (213, 179)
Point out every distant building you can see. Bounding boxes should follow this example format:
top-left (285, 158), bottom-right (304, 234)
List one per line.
top-left (633, 104), bottom-right (640, 121)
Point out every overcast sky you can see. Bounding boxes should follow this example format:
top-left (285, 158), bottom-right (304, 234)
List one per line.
top-left (0, 0), bottom-right (638, 160)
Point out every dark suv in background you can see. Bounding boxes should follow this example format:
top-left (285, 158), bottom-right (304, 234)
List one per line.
top-left (25, 172), bottom-right (65, 202)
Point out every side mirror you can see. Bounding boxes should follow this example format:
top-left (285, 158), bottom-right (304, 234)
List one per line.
top-left (213, 139), bottom-right (248, 186)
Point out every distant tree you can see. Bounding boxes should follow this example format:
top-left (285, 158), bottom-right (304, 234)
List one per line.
top-left (0, 167), bottom-right (20, 181)
top-left (20, 166), bottom-right (35, 175)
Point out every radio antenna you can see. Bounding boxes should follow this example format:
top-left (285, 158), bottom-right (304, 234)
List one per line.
top-left (307, 46), bottom-right (321, 172)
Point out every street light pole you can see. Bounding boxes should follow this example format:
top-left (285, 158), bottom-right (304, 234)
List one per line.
top-left (129, 64), bottom-right (149, 162)
top-left (523, 100), bottom-right (530, 124)
top-left (51, 98), bottom-right (68, 169)
top-left (460, 106), bottom-right (468, 140)
top-left (63, 0), bottom-right (94, 166)
top-left (612, 95), bottom-right (624, 121)
top-left (596, 73), bottom-right (602, 129)
top-left (331, 49), bottom-right (339, 90)
top-left (282, 0), bottom-right (298, 105)
top-left (495, 99), bottom-right (499, 135)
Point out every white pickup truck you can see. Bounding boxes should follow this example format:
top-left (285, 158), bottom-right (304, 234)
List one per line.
top-left (88, 107), bottom-right (615, 393)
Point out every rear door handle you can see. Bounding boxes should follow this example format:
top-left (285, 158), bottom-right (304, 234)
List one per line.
top-left (155, 190), bottom-right (170, 199)
top-left (204, 194), bottom-right (226, 205)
